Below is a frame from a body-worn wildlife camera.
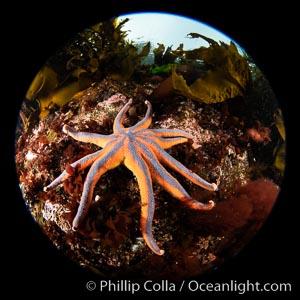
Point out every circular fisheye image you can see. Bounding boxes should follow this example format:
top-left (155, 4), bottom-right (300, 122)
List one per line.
top-left (15, 12), bottom-right (285, 280)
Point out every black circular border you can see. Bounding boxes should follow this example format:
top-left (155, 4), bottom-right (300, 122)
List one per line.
top-left (4, 1), bottom-right (296, 297)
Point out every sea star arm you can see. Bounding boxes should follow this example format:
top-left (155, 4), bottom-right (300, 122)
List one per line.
top-left (141, 128), bottom-right (200, 149)
top-left (145, 138), bottom-right (218, 192)
top-left (123, 140), bottom-right (164, 255)
top-left (44, 149), bottom-right (103, 191)
top-left (113, 99), bottom-right (133, 134)
top-left (131, 100), bottom-right (153, 132)
top-left (63, 125), bottom-right (118, 148)
top-left (137, 140), bottom-right (214, 210)
top-left (72, 140), bottom-right (124, 229)
top-left (140, 134), bottom-right (190, 149)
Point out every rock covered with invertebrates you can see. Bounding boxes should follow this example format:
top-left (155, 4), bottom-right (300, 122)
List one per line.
top-left (15, 77), bottom-right (281, 281)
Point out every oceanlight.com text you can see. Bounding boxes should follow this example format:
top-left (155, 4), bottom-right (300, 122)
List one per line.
top-left (186, 280), bottom-right (292, 294)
